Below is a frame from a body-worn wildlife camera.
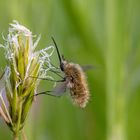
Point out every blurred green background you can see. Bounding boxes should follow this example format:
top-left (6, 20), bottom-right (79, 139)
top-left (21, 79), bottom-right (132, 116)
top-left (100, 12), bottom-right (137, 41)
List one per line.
top-left (0, 0), bottom-right (140, 140)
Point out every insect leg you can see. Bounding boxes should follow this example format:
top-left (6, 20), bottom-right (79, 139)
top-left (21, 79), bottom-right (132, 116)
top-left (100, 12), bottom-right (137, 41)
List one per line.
top-left (33, 80), bottom-right (67, 98)
top-left (49, 69), bottom-right (64, 79)
top-left (49, 61), bottom-right (60, 70)
top-left (29, 76), bottom-right (65, 82)
top-left (34, 91), bottom-right (61, 97)
top-left (44, 63), bottom-right (61, 73)
top-left (43, 63), bottom-right (63, 78)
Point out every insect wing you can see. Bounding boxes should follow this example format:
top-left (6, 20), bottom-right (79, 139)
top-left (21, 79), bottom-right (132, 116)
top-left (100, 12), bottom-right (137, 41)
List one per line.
top-left (82, 65), bottom-right (96, 71)
top-left (51, 81), bottom-right (67, 97)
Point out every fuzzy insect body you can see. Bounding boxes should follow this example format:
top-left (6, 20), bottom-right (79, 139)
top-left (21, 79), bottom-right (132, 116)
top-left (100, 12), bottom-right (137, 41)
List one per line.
top-left (36, 37), bottom-right (90, 108)
top-left (63, 61), bottom-right (90, 108)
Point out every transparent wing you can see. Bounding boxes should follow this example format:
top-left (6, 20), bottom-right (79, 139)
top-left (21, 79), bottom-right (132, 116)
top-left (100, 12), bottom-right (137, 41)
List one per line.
top-left (82, 65), bottom-right (96, 71)
top-left (51, 81), bottom-right (67, 96)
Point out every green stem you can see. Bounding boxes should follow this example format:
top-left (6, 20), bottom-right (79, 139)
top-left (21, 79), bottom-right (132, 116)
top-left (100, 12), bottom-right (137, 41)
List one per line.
top-left (14, 99), bottom-right (22, 137)
top-left (22, 129), bottom-right (28, 140)
top-left (13, 133), bottom-right (19, 140)
top-left (17, 101), bottom-right (22, 130)
top-left (105, 0), bottom-right (127, 140)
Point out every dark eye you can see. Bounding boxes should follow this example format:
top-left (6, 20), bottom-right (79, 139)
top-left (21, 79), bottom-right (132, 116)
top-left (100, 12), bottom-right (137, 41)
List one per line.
top-left (60, 63), bottom-right (64, 71)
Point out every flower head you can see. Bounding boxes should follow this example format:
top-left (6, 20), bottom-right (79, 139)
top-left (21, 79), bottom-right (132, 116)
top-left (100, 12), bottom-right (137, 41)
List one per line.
top-left (0, 21), bottom-right (54, 137)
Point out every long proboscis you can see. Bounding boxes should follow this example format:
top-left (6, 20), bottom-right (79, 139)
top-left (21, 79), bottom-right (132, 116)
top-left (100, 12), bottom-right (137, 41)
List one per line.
top-left (51, 37), bottom-right (62, 65)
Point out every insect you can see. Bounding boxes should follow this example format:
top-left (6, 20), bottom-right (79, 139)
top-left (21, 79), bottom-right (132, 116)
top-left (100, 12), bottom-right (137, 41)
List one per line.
top-left (37, 37), bottom-right (90, 108)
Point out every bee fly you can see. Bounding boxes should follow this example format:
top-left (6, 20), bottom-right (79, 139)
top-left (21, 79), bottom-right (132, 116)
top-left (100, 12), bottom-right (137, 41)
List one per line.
top-left (36, 37), bottom-right (90, 108)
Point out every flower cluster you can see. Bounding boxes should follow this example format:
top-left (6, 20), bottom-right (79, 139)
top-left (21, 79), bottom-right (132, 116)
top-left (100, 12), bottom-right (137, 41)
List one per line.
top-left (0, 21), bottom-right (54, 138)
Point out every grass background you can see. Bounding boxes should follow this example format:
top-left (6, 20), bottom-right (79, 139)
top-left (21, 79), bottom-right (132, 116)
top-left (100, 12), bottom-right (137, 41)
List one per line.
top-left (0, 0), bottom-right (140, 140)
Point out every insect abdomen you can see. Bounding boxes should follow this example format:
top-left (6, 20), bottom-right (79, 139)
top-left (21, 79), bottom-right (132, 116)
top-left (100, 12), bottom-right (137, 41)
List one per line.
top-left (64, 63), bottom-right (90, 108)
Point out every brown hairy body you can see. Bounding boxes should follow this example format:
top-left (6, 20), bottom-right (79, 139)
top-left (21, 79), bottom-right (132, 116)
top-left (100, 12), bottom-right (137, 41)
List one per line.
top-left (35, 37), bottom-right (90, 108)
top-left (64, 62), bottom-right (90, 108)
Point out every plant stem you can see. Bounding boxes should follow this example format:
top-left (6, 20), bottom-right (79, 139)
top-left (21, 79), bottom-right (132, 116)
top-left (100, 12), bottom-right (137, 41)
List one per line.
top-left (13, 134), bottom-right (19, 140)
top-left (105, 0), bottom-right (127, 140)
top-left (22, 129), bottom-right (28, 140)
top-left (16, 100), bottom-right (22, 135)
